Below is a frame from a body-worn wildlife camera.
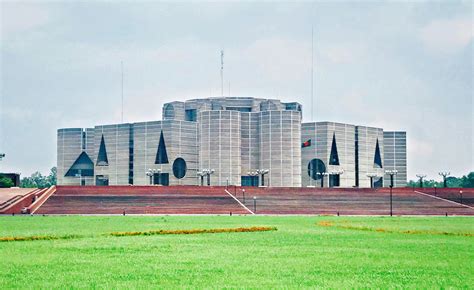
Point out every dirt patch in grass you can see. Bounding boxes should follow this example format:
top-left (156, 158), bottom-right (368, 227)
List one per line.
top-left (316, 221), bottom-right (474, 237)
top-left (317, 221), bottom-right (334, 227)
top-left (0, 234), bottom-right (82, 242)
top-left (0, 226), bottom-right (277, 242)
top-left (108, 226), bottom-right (277, 237)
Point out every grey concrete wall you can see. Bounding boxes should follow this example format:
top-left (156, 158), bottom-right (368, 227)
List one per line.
top-left (162, 102), bottom-right (185, 121)
top-left (383, 131), bottom-right (407, 187)
top-left (240, 112), bottom-right (260, 177)
top-left (199, 110), bottom-right (241, 186)
top-left (93, 124), bottom-right (131, 185)
top-left (356, 126), bottom-right (384, 188)
top-left (301, 122), bottom-right (355, 188)
top-left (165, 120), bottom-right (199, 185)
top-left (260, 110), bottom-right (301, 187)
top-left (57, 128), bottom-right (94, 185)
top-left (133, 120), bottom-right (199, 186)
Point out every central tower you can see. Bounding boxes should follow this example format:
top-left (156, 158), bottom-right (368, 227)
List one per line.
top-left (163, 97), bottom-right (302, 187)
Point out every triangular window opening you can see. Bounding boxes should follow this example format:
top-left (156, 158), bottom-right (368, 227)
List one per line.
top-left (65, 152), bottom-right (94, 177)
top-left (329, 133), bottom-right (340, 165)
top-left (96, 135), bottom-right (109, 166)
top-left (373, 139), bottom-right (383, 168)
top-left (155, 130), bottom-right (169, 164)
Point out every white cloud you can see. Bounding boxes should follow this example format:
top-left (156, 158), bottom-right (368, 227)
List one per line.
top-left (2, 107), bottom-right (35, 121)
top-left (321, 43), bottom-right (367, 64)
top-left (408, 139), bottom-right (434, 158)
top-left (1, 3), bottom-right (52, 40)
top-left (420, 18), bottom-right (473, 54)
top-left (241, 37), bottom-right (311, 82)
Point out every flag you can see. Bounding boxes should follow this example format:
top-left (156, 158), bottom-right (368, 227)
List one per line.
top-left (302, 139), bottom-right (311, 148)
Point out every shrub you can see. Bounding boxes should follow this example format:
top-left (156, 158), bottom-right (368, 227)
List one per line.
top-left (0, 177), bottom-right (14, 188)
top-left (109, 226), bottom-right (277, 237)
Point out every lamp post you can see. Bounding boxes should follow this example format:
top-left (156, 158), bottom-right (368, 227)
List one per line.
top-left (366, 173), bottom-right (379, 189)
top-left (146, 168), bottom-right (161, 185)
top-left (316, 172), bottom-right (329, 188)
top-left (460, 190), bottom-right (463, 204)
top-left (385, 170), bottom-right (398, 217)
top-left (256, 169), bottom-right (269, 187)
top-left (253, 196), bottom-right (257, 213)
top-left (75, 171), bottom-right (83, 186)
top-left (316, 172), bottom-right (323, 188)
top-left (242, 188), bottom-right (246, 203)
top-left (416, 174), bottom-right (427, 188)
top-left (146, 169), bottom-right (153, 185)
top-left (197, 171), bottom-right (205, 186)
top-left (201, 169), bottom-right (215, 186)
top-left (438, 172), bottom-right (450, 188)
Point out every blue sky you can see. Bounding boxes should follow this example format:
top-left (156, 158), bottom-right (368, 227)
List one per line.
top-left (0, 1), bottom-right (472, 180)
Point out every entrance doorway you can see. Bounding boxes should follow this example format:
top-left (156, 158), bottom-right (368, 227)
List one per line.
top-left (153, 173), bottom-right (169, 186)
top-left (241, 176), bottom-right (259, 187)
top-left (329, 175), bottom-right (340, 187)
top-left (95, 175), bottom-right (109, 186)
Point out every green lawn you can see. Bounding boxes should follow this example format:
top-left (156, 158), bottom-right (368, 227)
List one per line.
top-left (0, 215), bottom-right (473, 288)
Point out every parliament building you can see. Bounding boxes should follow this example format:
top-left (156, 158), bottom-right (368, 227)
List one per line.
top-left (57, 97), bottom-right (407, 188)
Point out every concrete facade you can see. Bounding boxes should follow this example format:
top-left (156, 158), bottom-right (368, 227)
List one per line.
top-left (383, 131), bottom-right (407, 187)
top-left (301, 122), bottom-right (405, 188)
top-left (93, 124), bottom-right (132, 186)
top-left (57, 96), bottom-right (406, 187)
top-left (199, 110), bottom-right (241, 186)
top-left (301, 122), bottom-right (356, 188)
top-left (259, 110), bottom-right (301, 187)
top-left (356, 126), bottom-right (385, 188)
top-left (57, 128), bottom-right (95, 186)
top-left (133, 120), bottom-right (199, 186)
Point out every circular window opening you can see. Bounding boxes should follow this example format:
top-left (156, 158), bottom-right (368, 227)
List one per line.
top-left (172, 158), bottom-right (187, 179)
top-left (308, 159), bottom-right (326, 180)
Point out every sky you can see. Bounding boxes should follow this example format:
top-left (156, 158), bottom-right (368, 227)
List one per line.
top-left (0, 1), bottom-right (472, 181)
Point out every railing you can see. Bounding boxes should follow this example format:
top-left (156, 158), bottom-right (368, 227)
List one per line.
top-left (0, 188), bottom-right (41, 214)
top-left (28, 186), bottom-right (57, 214)
top-left (0, 195), bottom-right (25, 209)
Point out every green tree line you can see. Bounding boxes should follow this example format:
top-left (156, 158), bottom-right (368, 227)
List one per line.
top-left (0, 177), bottom-right (14, 188)
top-left (20, 167), bottom-right (57, 188)
top-left (408, 172), bottom-right (474, 188)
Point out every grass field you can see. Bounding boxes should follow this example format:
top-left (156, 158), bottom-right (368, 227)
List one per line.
top-left (1, 215), bottom-right (473, 288)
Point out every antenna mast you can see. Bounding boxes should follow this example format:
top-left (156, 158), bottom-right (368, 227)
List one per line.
top-left (0, 86), bottom-right (3, 159)
top-left (121, 61), bottom-right (124, 123)
top-left (220, 50), bottom-right (224, 97)
top-left (311, 26), bottom-right (314, 121)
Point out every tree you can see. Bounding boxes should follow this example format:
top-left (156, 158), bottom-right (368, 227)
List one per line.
top-left (20, 167), bottom-right (57, 188)
top-left (47, 167), bottom-right (57, 186)
top-left (446, 176), bottom-right (462, 188)
top-left (460, 172), bottom-right (474, 188)
top-left (0, 177), bottom-right (14, 188)
top-left (407, 179), bottom-right (442, 188)
top-left (20, 176), bottom-right (36, 188)
top-left (407, 172), bottom-right (474, 188)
